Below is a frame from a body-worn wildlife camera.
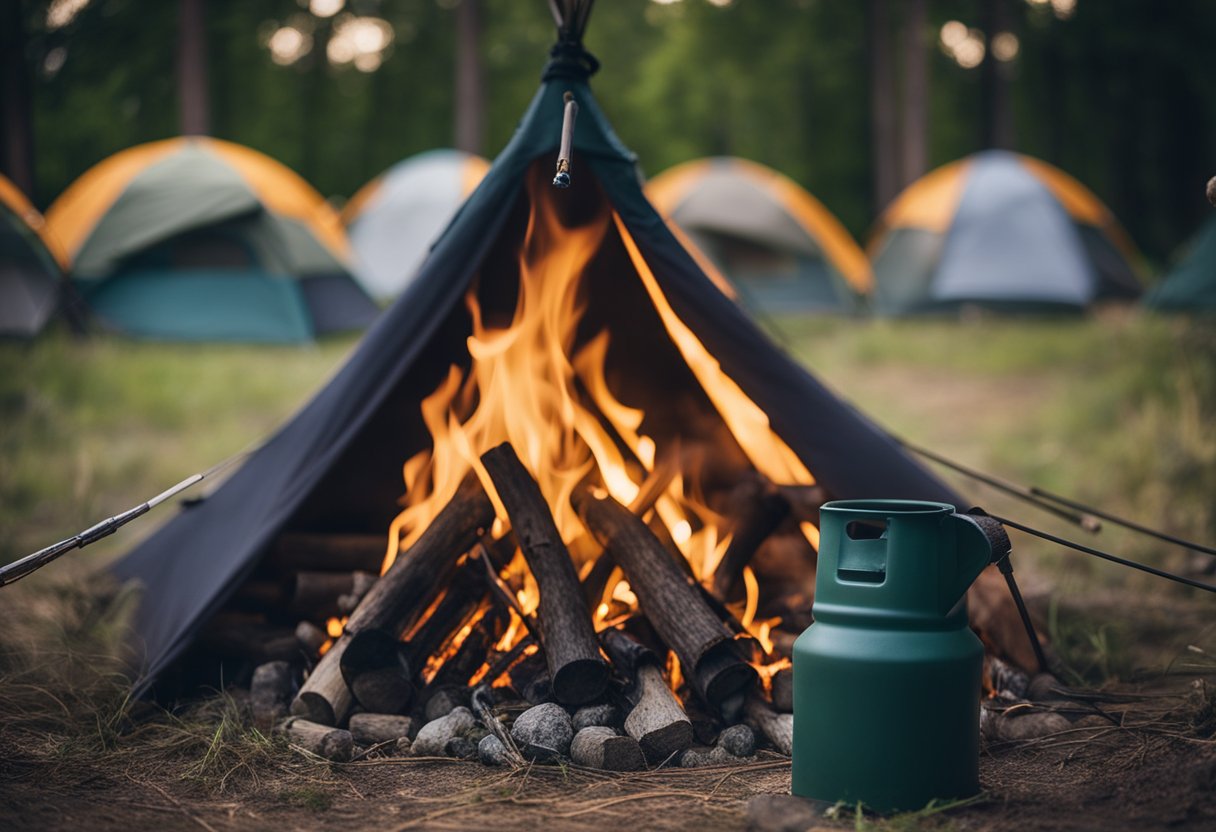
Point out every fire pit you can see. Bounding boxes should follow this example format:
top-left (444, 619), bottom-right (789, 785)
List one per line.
top-left (110, 0), bottom-right (1040, 776)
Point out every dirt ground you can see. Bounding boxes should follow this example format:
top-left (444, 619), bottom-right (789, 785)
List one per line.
top-left (3, 677), bottom-right (1214, 832)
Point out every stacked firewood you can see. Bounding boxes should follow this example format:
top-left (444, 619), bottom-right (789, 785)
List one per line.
top-left (225, 440), bottom-right (810, 768)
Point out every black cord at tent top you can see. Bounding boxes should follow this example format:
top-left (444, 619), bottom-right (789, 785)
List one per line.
top-left (992, 514), bottom-right (1216, 595)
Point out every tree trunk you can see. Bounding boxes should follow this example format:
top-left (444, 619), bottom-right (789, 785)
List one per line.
top-left (0, 0), bottom-right (35, 198)
top-left (982, 0), bottom-right (1015, 150)
top-left (177, 0), bottom-right (210, 135)
top-left (454, 0), bottom-right (484, 154)
top-left (899, 0), bottom-right (929, 188)
top-left (867, 0), bottom-right (898, 212)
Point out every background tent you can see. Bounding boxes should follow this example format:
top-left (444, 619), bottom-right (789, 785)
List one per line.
top-left (0, 174), bottom-right (67, 338)
top-left (1146, 217), bottom-right (1216, 312)
top-left (646, 157), bottom-right (870, 315)
top-left (343, 149), bottom-right (490, 301)
top-left (46, 137), bottom-right (378, 343)
top-left (869, 150), bottom-right (1143, 315)
top-left (109, 3), bottom-right (967, 698)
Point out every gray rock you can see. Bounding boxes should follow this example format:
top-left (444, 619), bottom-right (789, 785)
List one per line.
top-left (718, 724), bottom-right (756, 757)
top-left (745, 794), bottom-right (828, 832)
top-left (424, 686), bottom-right (469, 722)
top-left (572, 703), bottom-right (619, 733)
top-left (411, 706), bottom-right (477, 756)
top-left (445, 736), bottom-right (479, 759)
top-left (250, 661), bottom-right (295, 731)
top-left (770, 668), bottom-right (793, 713)
top-left (479, 734), bottom-right (508, 766)
top-left (511, 702), bottom-right (573, 761)
top-left (680, 745), bottom-right (735, 768)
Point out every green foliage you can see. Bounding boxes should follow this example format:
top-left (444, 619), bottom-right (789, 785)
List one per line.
top-left (0, 330), bottom-right (356, 564)
top-left (13, 0), bottom-right (1216, 262)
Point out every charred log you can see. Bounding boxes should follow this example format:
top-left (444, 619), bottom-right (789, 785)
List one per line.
top-left (340, 629), bottom-right (413, 715)
top-left (429, 606), bottom-right (509, 690)
top-left (481, 443), bottom-right (608, 705)
top-left (710, 477), bottom-right (790, 601)
top-left (291, 570), bottom-right (378, 618)
top-left (270, 533), bottom-right (388, 574)
top-left (291, 475), bottom-right (494, 725)
top-left (198, 611), bottom-right (299, 663)
top-left (574, 488), bottom-right (757, 707)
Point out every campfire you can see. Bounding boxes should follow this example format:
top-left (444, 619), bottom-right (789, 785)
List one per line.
top-left (201, 167), bottom-right (822, 765)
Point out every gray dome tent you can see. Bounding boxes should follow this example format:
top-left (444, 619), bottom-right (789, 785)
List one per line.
top-left (870, 150), bottom-right (1142, 314)
top-left (0, 174), bottom-right (65, 338)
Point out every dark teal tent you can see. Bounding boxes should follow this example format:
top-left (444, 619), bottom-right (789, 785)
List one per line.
top-left (1146, 218), bottom-right (1216, 312)
top-left (111, 2), bottom-right (958, 697)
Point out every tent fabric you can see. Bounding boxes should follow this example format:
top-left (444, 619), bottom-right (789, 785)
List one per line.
top-left (46, 138), bottom-right (376, 343)
top-left (110, 70), bottom-right (958, 698)
top-left (647, 157), bottom-right (870, 314)
top-left (344, 150), bottom-right (490, 301)
top-left (1146, 218), bottom-right (1216, 311)
top-left (0, 174), bottom-right (64, 337)
top-left (870, 150), bottom-right (1143, 314)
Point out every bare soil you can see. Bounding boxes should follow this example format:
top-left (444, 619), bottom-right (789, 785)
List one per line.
top-left (3, 677), bottom-right (1214, 832)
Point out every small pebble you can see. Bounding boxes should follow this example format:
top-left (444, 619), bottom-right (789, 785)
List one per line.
top-left (511, 702), bottom-right (573, 761)
top-left (394, 736), bottom-right (412, 756)
top-left (479, 734), bottom-right (508, 766)
top-left (680, 745), bottom-right (735, 768)
top-left (745, 794), bottom-right (829, 832)
top-left (411, 706), bottom-right (476, 756)
top-left (445, 736), bottom-right (478, 759)
top-left (718, 724), bottom-right (756, 757)
top-left (572, 703), bottom-right (618, 732)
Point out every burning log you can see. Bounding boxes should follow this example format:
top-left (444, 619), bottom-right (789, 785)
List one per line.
top-left (270, 533), bottom-right (388, 573)
top-left (291, 475), bottom-right (495, 725)
top-left (481, 443), bottom-right (608, 705)
top-left (601, 627), bottom-right (693, 763)
top-left (295, 621), bottom-right (328, 656)
top-left (581, 453), bottom-right (682, 609)
top-left (710, 477), bottom-right (790, 601)
top-left (574, 487), bottom-right (757, 707)
top-left (429, 606), bottom-right (509, 689)
top-left (744, 695), bottom-right (792, 756)
top-left (291, 570), bottom-right (378, 618)
top-left (281, 717), bottom-right (354, 762)
top-left (340, 629), bottom-right (413, 715)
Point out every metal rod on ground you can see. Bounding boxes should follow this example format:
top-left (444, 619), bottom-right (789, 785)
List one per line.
top-left (896, 437), bottom-right (1101, 532)
top-left (0, 452), bottom-right (248, 588)
top-left (1027, 486), bottom-right (1216, 558)
top-left (993, 514), bottom-right (1216, 595)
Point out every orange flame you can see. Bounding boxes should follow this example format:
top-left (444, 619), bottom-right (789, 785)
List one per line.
top-left (382, 169), bottom-right (820, 679)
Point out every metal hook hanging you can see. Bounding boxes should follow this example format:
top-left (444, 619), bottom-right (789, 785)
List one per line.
top-left (553, 91), bottom-right (578, 188)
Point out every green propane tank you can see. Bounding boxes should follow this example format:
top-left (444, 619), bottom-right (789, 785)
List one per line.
top-left (792, 500), bottom-right (1006, 813)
